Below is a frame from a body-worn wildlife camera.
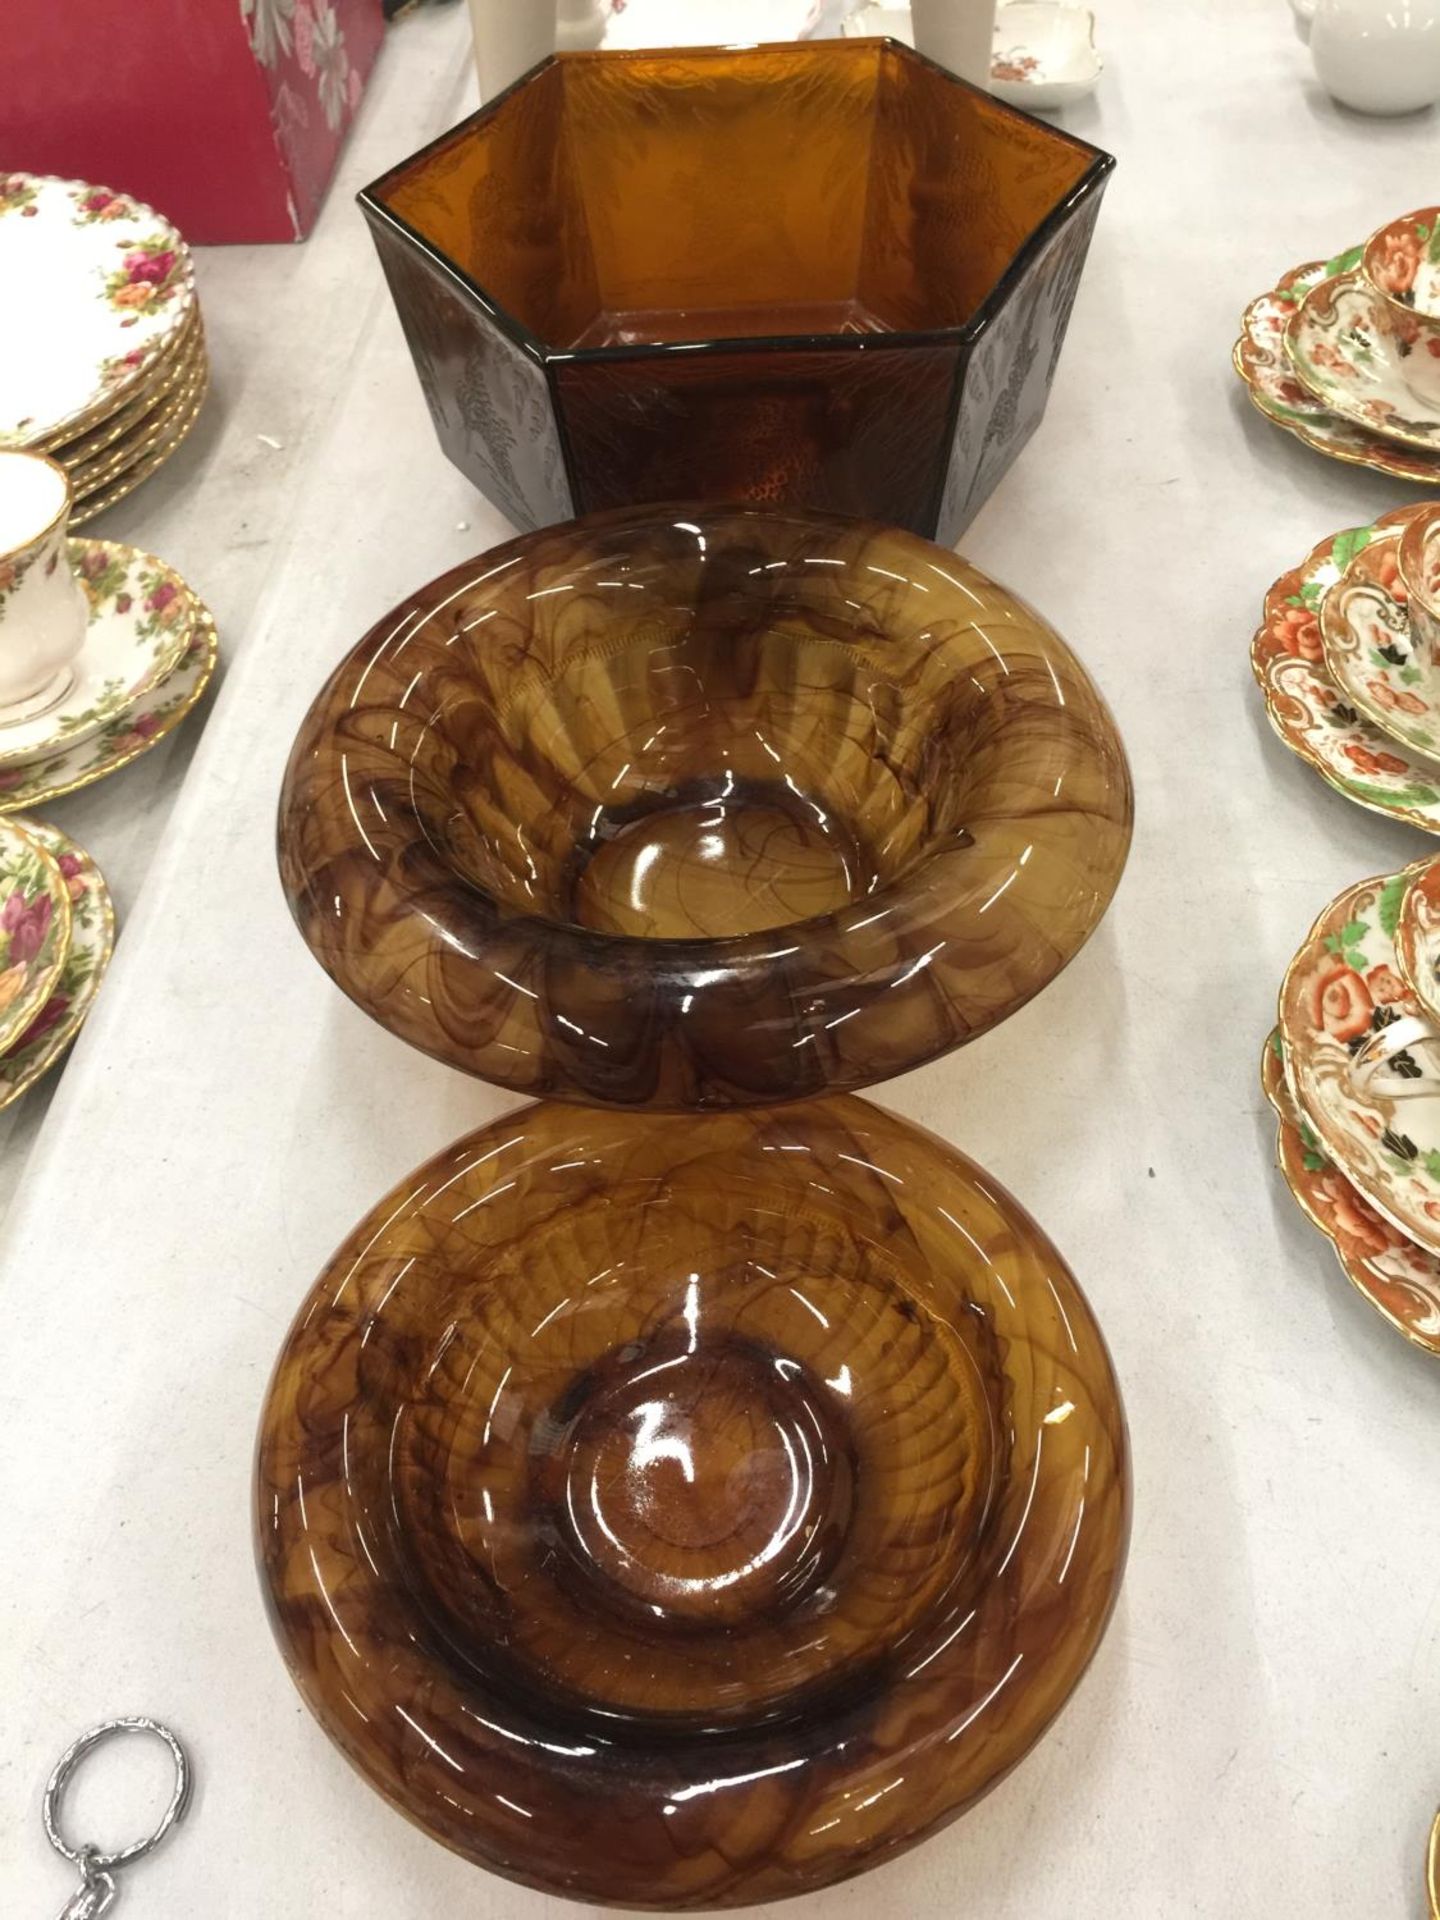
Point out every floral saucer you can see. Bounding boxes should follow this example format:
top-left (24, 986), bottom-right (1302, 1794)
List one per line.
top-left (1232, 252), bottom-right (1440, 484)
top-left (1251, 507), bottom-right (1440, 834)
top-left (1277, 862), bottom-right (1440, 1252)
top-left (1395, 857), bottom-right (1440, 1021)
top-left (0, 608), bottom-right (217, 814)
top-left (0, 817), bottom-right (114, 1111)
top-left (0, 539), bottom-right (198, 768)
top-left (0, 817), bottom-right (71, 1053)
top-left (1263, 1030), bottom-right (1440, 1355)
top-left (0, 174), bottom-right (196, 450)
top-left (989, 3), bottom-right (1102, 108)
top-left (1287, 272), bottom-right (1440, 453)
top-left (1319, 524), bottom-right (1440, 760)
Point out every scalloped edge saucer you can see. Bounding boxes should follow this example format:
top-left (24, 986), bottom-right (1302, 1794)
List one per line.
top-left (0, 815), bottom-right (114, 1110)
top-left (1263, 1027), bottom-right (1440, 1356)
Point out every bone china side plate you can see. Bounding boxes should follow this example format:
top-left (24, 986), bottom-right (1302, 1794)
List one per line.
top-left (256, 1094), bottom-right (1129, 1908)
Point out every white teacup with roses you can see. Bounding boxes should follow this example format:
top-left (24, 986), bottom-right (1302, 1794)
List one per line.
top-left (0, 450), bottom-right (88, 721)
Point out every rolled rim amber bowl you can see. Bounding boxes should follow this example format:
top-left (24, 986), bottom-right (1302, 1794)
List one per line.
top-left (255, 1094), bottom-right (1130, 1909)
top-left (277, 504), bottom-right (1132, 1109)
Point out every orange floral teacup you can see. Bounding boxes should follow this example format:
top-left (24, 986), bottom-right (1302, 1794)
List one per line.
top-left (1351, 1012), bottom-right (1440, 1100)
top-left (1398, 503), bottom-right (1440, 666)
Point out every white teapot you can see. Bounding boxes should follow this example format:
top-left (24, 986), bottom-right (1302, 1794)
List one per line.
top-left (1289, 0), bottom-right (1440, 114)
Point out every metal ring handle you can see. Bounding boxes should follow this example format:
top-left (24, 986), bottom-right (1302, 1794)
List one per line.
top-left (43, 1717), bottom-right (191, 1873)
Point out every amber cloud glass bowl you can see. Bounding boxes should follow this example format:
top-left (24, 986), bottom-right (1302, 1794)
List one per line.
top-left (359, 41), bottom-right (1113, 542)
top-left (277, 506), bottom-right (1132, 1110)
top-left (256, 1094), bottom-right (1130, 1909)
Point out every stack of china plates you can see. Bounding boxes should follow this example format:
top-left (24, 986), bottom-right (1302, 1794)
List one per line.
top-left (0, 173), bottom-right (207, 524)
top-left (1267, 852), bottom-right (1440, 1358)
top-left (0, 814), bottom-right (114, 1112)
top-left (1234, 206), bottom-right (1440, 485)
top-left (1250, 503), bottom-right (1440, 839)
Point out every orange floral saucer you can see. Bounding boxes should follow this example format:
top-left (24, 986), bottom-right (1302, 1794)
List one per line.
top-left (1277, 863), bottom-right (1440, 1255)
top-left (1234, 251), bottom-right (1440, 483)
top-left (1251, 506), bottom-right (1440, 835)
top-left (1263, 1029), bottom-right (1440, 1356)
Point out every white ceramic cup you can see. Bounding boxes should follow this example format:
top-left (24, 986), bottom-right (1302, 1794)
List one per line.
top-left (466, 0), bottom-right (555, 102)
top-left (909, 0), bottom-right (996, 86)
top-left (0, 450), bottom-right (87, 722)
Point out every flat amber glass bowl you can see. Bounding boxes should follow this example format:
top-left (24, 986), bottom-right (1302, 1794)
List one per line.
top-left (277, 505), bottom-right (1132, 1110)
top-left (359, 41), bottom-right (1113, 541)
top-left (256, 1094), bottom-right (1130, 1909)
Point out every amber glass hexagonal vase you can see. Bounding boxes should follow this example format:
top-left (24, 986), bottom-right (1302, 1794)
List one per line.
top-left (358, 40), bottom-right (1114, 540)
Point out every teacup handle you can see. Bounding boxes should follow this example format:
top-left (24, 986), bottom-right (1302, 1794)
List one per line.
top-left (1351, 1015), bottom-right (1440, 1098)
top-left (1287, 0), bottom-right (1314, 38)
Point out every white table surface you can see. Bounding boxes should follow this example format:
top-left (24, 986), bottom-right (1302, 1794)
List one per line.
top-left (5, 2), bottom-right (1439, 1914)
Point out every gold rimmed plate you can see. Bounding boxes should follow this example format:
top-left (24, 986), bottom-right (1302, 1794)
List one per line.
top-left (0, 817), bottom-right (71, 1054)
top-left (0, 817), bottom-right (115, 1111)
top-left (69, 367), bottom-right (209, 529)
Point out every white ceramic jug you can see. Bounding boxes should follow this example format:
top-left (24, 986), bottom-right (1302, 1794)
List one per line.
top-left (1289, 0), bottom-right (1440, 114)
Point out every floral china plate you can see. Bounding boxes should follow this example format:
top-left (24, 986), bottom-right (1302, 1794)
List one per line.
top-left (0, 817), bottom-right (71, 1054)
top-left (1263, 1030), bottom-right (1440, 1355)
top-left (1232, 252), bottom-right (1440, 484)
top-left (1396, 857), bottom-right (1440, 1021)
top-left (0, 607), bottom-right (217, 814)
top-left (989, 3), bottom-right (1102, 108)
top-left (1278, 863), bottom-right (1440, 1252)
top-left (1319, 524), bottom-right (1440, 760)
top-left (0, 174), bottom-right (195, 450)
top-left (0, 817), bottom-right (114, 1111)
top-left (1252, 506), bottom-right (1440, 834)
top-left (0, 539), bottom-right (198, 767)
top-left (1287, 272), bottom-right (1440, 453)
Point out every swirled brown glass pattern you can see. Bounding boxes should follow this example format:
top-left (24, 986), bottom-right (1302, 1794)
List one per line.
top-left (360, 41), bottom-right (1113, 540)
top-left (256, 1093), bottom-right (1129, 1909)
top-left (277, 505), bottom-right (1132, 1110)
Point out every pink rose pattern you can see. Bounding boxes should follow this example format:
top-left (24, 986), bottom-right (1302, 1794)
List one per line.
top-left (103, 236), bottom-right (183, 327)
top-left (1, 887), bottom-right (52, 966)
top-left (0, 175), bottom-right (39, 218)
